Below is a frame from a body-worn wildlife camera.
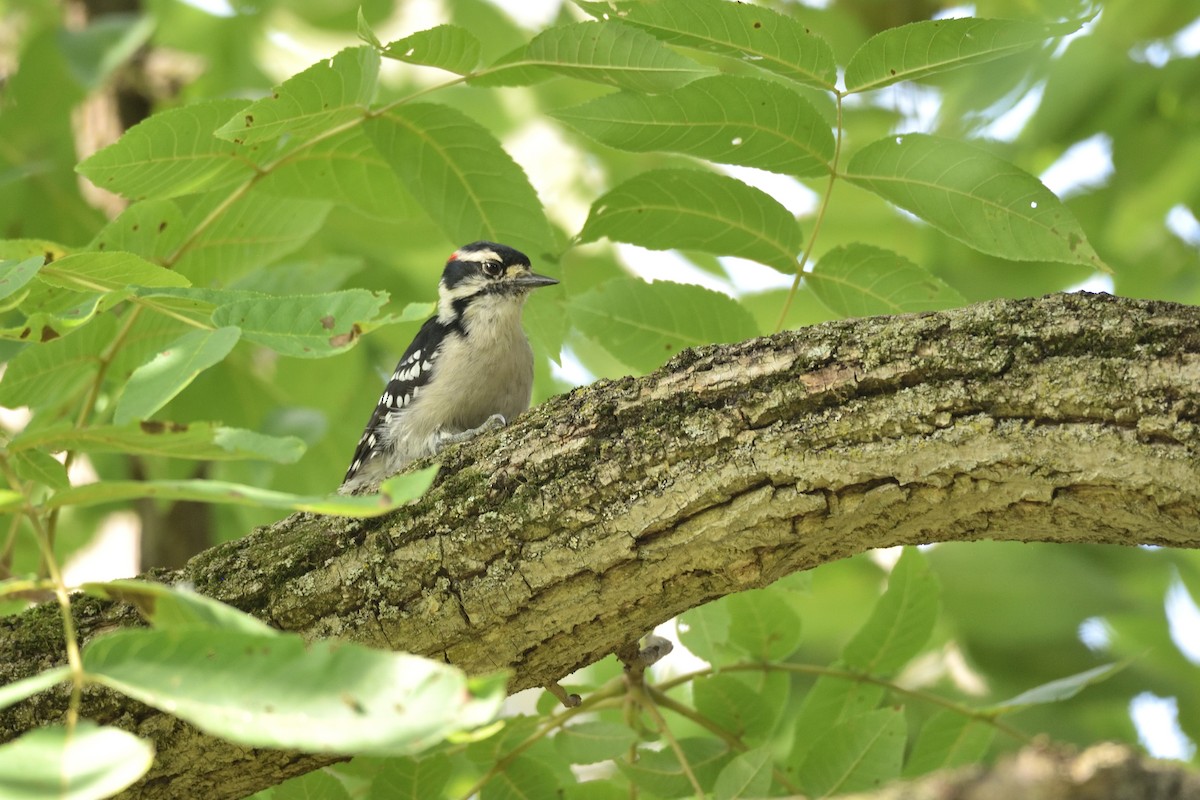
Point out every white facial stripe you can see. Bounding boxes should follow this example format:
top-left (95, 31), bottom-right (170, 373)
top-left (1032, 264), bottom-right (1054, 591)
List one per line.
top-left (453, 248), bottom-right (500, 264)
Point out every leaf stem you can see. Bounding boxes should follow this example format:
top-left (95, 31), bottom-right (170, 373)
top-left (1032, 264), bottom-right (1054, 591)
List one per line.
top-left (0, 455), bottom-right (84, 730)
top-left (647, 685), bottom-right (801, 794)
top-left (774, 91), bottom-right (845, 333)
top-left (627, 678), bottom-right (706, 800)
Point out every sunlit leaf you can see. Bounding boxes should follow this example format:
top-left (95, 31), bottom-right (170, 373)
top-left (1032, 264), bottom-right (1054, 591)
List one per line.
top-left (576, 0), bottom-right (837, 89)
top-left (568, 278), bottom-right (759, 373)
top-left (112, 326), bottom-right (239, 423)
top-left (12, 421), bottom-right (305, 463)
top-left (44, 469), bottom-right (438, 517)
top-left (554, 74), bottom-right (833, 177)
top-left (809, 244), bottom-right (965, 316)
top-left (364, 104), bottom-right (555, 257)
top-left (844, 134), bottom-right (1107, 269)
top-left (521, 20), bottom-right (709, 93)
top-left (210, 290), bottom-right (387, 357)
top-left (83, 628), bottom-right (505, 756)
top-left (0, 722), bottom-right (153, 800)
top-left (87, 198), bottom-right (186, 261)
top-left (215, 46), bottom-right (380, 144)
top-left (77, 99), bottom-right (254, 199)
top-left (578, 169), bottom-right (802, 274)
top-left (255, 127), bottom-right (416, 221)
top-left (0, 256), bottom-right (42, 302)
top-left (173, 193), bottom-right (332, 283)
top-left (382, 24), bottom-right (482, 74)
top-left (846, 17), bottom-right (1080, 93)
top-left (39, 251), bottom-right (190, 292)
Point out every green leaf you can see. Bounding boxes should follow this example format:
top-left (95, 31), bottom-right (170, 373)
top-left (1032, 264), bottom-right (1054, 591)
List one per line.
top-left (798, 708), bottom-right (906, 797)
top-left (357, 7), bottom-right (383, 49)
top-left (40, 251), bottom-right (191, 292)
top-left (255, 128), bottom-right (416, 221)
top-left (903, 711), bottom-right (994, 777)
top-left (0, 314), bottom-right (116, 412)
top-left (677, 599), bottom-right (738, 665)
top-left (83, 580), bottom-right (278, 635)
top-left (12, 449), bottom-right (70, 489)
top-left (725, 588), bottom-right (804, 661)
top-left (113, 326), bottom-right (240, 424)
top-left (44, 468), bottom-right (438, 517)
top-left (273, 769), bottom-right (351, 800)
top-left (844, 134), bottom-right (1107, 269)
top-left (523, 20), bottom-right (709, 93)
top-left (579, 169), bottom-right (802, 274)
top-left (987, 662), bottom-right (1127, 715)
top-left (846, 18), bottom-right (1079, 93)
top-left (555, 721), bottom-right (638, 765)
top-left (842, 548), bottom-right (939, 676)
top-left (210, 290), bottom-right (387, 358)
top-left (0, 666), bottom-right (71, 712)
top-left (382, 25), bottom-right (482, 74)
top-left (368, 753), bottom-right (452, 800)
top-left (714, 746), bottom-right (774, 800)
top-left (174, 194), bottom-right (333, 284)
top-left (0, 722), bottom-right (153, 800)
top-left (485, 754), bottom-right (561, 800)
top-left (82, 628), bottom-right (505, 756)
top-left (808, 244), bottom-right (965, 317)
top-left (791, 677), bottom-right (886, 764)
top-left (215, 46), bottom-right (380, 144)
top-left (693, 674), bottom-right (776, 741)
top-left (0, 293), bottom-right (117, 343)
top-left (568, 278), bottom-right (758, 373)
top-left (554, 74), bottom-right (833, 177)
top-left (87, 198), bottom-right (186, 261)
top-left (364, 103), bottom-right (555, 258)
top-left (618, 738), bottom-right (729, 798)
top-left (77, 99), bottom-right (255, 200)
top-left (0, 256), bottom-right (43, 302)
top-left (13, 421), bottom-right (305, 463)
top-left (577, 0), bottom-right (837, 89)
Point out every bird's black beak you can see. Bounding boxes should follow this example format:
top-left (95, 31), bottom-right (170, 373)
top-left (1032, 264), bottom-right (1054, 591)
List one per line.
top-left (514, 271), bottom-right (559, 289)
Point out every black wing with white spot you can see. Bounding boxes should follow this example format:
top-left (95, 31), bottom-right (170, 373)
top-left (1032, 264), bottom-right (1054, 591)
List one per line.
top-left (343, 316), bottom-right (447, 483)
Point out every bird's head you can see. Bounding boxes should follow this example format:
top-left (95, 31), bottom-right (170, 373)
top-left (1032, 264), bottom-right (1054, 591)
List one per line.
top-left (437, 241), bottom-right (558, 323)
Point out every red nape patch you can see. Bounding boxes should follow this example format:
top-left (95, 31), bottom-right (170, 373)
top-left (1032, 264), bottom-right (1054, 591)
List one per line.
top-left (449, 251), bottom-right (459, 261)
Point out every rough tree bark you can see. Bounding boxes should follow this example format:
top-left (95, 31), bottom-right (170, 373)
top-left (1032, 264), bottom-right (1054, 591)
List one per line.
top-left (2, 292), bottom-right (1199, 799)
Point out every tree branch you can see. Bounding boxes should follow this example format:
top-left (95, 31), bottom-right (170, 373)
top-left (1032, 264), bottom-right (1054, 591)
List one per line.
top-left (3, 293), bottom-right (1199, 798)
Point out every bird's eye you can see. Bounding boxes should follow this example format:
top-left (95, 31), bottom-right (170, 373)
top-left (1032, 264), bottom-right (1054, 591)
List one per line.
top-left (482, 261), bottom-right (503, 278)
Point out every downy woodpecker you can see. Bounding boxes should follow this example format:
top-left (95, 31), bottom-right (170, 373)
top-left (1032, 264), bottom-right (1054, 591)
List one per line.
top-left (341, 241), bottom-right (557, 493)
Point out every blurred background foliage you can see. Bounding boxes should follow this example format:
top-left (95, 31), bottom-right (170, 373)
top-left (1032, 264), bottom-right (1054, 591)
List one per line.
top-left (2, 0), bottom-right (1200, 790)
